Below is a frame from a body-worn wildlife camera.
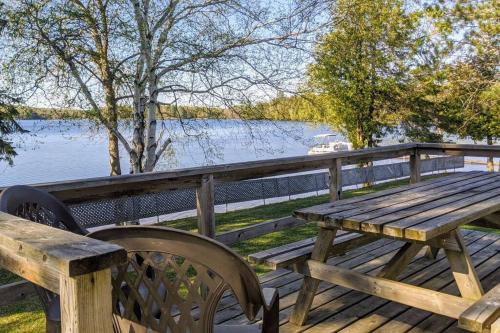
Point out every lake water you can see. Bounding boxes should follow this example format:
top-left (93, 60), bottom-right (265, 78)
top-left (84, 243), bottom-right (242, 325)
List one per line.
top-left (1, 119), bottom-right (492, 186)
top-left (1, 119), bottom-right (338, 186)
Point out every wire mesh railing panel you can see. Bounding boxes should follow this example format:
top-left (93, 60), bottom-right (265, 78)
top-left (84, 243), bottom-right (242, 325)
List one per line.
top-left (287, 173), bottom-right (319, 195)
top-left (70, 188), bottom-right (197, 227)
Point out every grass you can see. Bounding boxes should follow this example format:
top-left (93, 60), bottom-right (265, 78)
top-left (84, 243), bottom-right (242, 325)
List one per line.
top-left (0, 297), bottom-right (44, 333)
top-left (1, 174), bottom-right (498, 332)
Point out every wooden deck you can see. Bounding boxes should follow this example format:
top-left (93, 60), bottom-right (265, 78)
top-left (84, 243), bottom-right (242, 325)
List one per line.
top-left (215, 229), bottom-right (499, 332)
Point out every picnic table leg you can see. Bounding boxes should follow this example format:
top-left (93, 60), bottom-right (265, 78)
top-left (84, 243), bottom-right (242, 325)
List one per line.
top-left (445, 230), bottom-right (484, 300)
top-left (377, 242), bottom-right (424, 279)
top-left (425, 246), bottom-right (440, 259)
top-left (290, 227), bottom-right (337, 326)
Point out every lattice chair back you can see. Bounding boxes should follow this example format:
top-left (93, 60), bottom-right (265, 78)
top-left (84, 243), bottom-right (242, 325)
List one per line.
top-left (89, 226), bottom-right (279, 333)
top-left (0, 185), bottom-right (86, 234)
top-left (0, 185), bottom-right (88, 333)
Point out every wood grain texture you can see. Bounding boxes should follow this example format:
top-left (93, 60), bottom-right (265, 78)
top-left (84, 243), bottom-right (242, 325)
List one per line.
top-left (332, 172), bottom-right (498, 232)
top-left (196, 174), bottom-right (216, 238)
top-left (0, 212), bottom-right (127, 277)
top-left (445, 231), bottom-right (484, 301)
top-left (295, 171), bottom-right (484, 223)
top-left (459, 284), bottom-right (500, 332)
top-left (329, 158), bottom-right (343, 201)
top-left (405, 194), bottom-right (500, 241)
top-left (303, 260), bottom-right (475, 319)
top-left (210, 230), bottom-right (496, 333)
top-left (371, 175), bottom-right (500, 237)
top-left (290, 228), bottom-right (337, 326)
top-left (377, 242), bottom-right (424, 279)
top-left (296, 172), bottom-right (500, 242)
top-left (410, 153), bottom-right (421, 184)
top-left (11, 144), bottom-right (417, 204)
top-left (263, 233), bottom-right (375, 270)
top-left (60, 268), bottom-right (113, 333)
top-left (492, 317), bottom-right (500, 333)
top-left (417, 143), bottom-right (500, 158)
top-left (216, 216), bottom-right (306, 246)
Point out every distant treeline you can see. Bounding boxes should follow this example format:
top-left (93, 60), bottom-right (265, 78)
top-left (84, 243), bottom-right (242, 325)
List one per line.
top-left (16, 97), bottom-right (328, 122)
top-left (17, 105), bottom-right (239, 120)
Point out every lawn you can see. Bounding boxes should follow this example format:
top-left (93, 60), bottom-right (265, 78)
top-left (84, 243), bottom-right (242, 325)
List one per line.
top-left (0, 174), bottom-right (497, 332)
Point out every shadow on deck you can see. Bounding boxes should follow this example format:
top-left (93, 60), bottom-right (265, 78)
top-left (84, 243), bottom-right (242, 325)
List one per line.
top-left (216, 229), bottom-right (499, 332)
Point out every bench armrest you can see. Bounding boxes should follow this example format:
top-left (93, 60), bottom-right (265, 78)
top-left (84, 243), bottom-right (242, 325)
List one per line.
top-left (459, 284), bottom-right (500, 332)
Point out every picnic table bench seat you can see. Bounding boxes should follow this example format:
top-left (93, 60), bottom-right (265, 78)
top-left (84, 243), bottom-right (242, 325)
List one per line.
top-left (248, 229), bottom-right (376, 270)
top-left (459, 283), bottom-right (500, 333)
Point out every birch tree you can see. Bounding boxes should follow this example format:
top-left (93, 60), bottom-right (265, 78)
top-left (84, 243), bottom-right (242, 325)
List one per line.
top-left (3, 0), bottom-right (328, 174)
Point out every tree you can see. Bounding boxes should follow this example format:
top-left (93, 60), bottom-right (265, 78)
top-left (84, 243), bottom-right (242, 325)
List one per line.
top-left (432, 0), bottom-right (499, 170)
top-left (4, 0), bottom-right (328, 174)
top-left (0, 7), bottom-right (25, 165)
top-left (308, 0), bottom-right (421, 148)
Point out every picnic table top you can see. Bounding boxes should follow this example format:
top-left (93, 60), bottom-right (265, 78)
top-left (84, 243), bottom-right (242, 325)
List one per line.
top-left (294, 171), bottom-right (500, 242)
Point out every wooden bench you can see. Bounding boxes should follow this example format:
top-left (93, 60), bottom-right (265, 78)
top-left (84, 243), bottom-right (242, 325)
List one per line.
top-left (248, 229), bottom-right (376, 270)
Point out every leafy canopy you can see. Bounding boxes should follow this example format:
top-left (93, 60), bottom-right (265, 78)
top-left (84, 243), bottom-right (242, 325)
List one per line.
top-left (308, 0), bottom-right (421, 148)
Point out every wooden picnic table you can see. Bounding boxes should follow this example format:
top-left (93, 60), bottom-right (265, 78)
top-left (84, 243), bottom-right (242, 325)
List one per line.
top-left (290, 171), bottom-right (500, 331)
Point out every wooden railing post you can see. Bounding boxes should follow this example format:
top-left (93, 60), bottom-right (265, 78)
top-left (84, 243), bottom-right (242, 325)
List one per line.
top-left (329, 158), bottom-right (342, 201)
top-left (410, 150), bottom-right (421, 184)
top-left (196, 174), bottom-right (216, 238)
top-left (60, 268), bottom-right (113, 332)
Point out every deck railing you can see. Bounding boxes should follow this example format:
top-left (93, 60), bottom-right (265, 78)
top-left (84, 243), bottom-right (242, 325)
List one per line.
top-left (0, 142), bottom-right (498, 327)
top-left (5, 143), bottom-right (492, 237)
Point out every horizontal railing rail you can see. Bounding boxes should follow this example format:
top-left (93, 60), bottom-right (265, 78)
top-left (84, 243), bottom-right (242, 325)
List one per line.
top-left (4, 143), bottom-right (497, 203)
top-left (18, 143), bottom-right (418, 203)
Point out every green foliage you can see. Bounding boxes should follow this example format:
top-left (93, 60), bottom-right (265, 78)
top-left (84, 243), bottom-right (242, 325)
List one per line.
top-left (0, 92), bottom-right (25, 165)
top-left (308, 0), bottom-right (421, 148)
top-left (432, 0), bottom-right (499, 143)
top-left (248, 93), bottom-right (328, 122)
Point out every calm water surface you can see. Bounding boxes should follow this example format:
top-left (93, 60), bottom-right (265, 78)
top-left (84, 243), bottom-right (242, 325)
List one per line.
top-left (2, 119), bottom-right (491, 186)
top-left (1, 119), bottom-right (339, 186)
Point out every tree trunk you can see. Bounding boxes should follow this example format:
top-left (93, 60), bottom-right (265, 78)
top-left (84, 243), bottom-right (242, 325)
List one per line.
top-left (486, 135), bottom-right (494, 172)
top-left (130, 91), bottom-right (146, 174)
top-left (143, 74), bottom-right (159, 172)
top-left (107, 129), bottom-right (121, 176)
top-left (103, 79), bottom-right (122, 176)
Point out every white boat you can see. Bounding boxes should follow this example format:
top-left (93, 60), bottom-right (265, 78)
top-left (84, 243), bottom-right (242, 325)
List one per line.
top-left (308, 134), bottom-right (353, 155)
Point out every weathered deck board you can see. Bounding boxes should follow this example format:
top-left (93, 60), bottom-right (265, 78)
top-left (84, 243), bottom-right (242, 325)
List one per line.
top-left (215, 230), bottom-right (499, 332)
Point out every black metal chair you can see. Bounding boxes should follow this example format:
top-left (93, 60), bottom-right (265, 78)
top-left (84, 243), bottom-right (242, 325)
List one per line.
top-left (0, 185), bottom-right (87, 333)
top-left (89, 226), bottom-right (279, 333)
